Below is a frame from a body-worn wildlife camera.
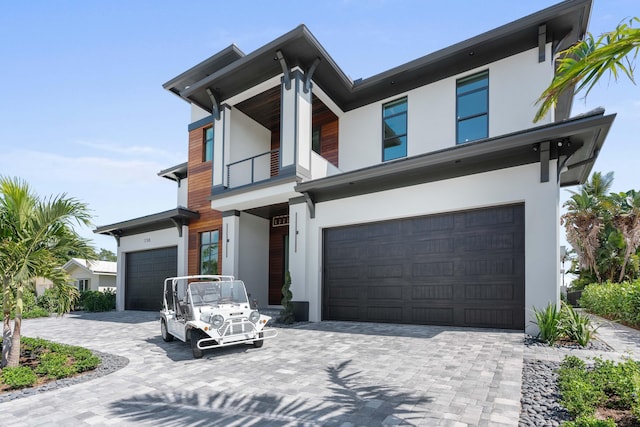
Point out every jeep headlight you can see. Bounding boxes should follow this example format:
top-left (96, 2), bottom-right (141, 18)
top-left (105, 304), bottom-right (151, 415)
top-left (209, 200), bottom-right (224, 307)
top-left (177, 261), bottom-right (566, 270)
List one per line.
top-left (249, 310), bottom-right (260, 324)
top-left (211, 314), bottom-right (224, 328)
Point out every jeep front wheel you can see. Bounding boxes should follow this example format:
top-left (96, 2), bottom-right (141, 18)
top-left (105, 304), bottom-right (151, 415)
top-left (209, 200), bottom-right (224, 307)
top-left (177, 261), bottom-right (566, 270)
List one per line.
top-left (190, 330), bottom-right (204, 359)
top-left (161, 319), bottom-right (174, 342)
top-left (253, 332), bottom-right (264, 348)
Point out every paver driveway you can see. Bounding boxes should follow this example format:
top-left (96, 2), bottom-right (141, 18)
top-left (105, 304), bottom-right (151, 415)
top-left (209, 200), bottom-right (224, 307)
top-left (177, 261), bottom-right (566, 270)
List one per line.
top-left (1, 311), bottom-right (523, 426)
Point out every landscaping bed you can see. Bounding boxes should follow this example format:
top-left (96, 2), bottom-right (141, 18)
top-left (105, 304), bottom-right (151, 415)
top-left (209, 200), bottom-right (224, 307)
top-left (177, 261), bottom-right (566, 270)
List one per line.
top-left (0, 337), bottom-right (128, 402)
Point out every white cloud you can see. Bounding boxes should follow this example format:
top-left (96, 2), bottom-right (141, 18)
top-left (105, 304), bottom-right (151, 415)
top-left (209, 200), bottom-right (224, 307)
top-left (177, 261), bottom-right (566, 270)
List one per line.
top-left (1, 148), bottom-right (178, 250)
top-left (74, 139), bottom-right (177, 162)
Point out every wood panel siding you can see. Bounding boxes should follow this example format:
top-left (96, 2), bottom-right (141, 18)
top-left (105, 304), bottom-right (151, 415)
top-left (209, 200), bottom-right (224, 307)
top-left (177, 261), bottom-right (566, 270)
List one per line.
top-left (312, 97), bottom-right (339, 168)
top-left (269, 220), bottom-right (289, 305)
top-left (187, 125), bottom-right (222, 275)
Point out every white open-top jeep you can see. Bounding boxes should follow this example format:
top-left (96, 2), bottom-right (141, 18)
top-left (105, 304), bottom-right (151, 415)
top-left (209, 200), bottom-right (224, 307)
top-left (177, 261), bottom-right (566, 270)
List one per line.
top-left (160, 275), bottom-right (277, 358)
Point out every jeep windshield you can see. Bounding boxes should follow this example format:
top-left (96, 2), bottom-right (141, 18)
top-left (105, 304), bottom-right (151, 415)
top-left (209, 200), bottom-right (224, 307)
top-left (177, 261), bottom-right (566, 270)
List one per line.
top-left (188, 280), bottom-right (248, 306)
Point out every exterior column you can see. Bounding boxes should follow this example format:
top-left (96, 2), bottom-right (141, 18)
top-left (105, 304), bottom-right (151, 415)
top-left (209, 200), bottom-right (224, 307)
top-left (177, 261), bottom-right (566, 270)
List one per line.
top-left (222, 210), bottom-right (240, 277)
top-left (212, 105), bottom-right (231, 190)
top-left (288, 199), bottom-right (312, 319)
top-left (280, 70), bottom-right (312, 178)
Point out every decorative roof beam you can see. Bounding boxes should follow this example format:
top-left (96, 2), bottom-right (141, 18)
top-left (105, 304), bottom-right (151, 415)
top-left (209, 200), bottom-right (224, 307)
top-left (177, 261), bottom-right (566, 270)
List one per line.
top-left (538, 141), bottom-right (550, 182)
top-left (276, 50), bottom-right (291, 90)
top-left (303, 192), bottom-right (315, 219)
top-left (206, 88), bottom-right (221, 120)
top-left (304, 57), bottom-right (321, 94)
top-left (170, 218), bottom-right (185, 238)
top-left (538, 24), bottom-right (547, 62)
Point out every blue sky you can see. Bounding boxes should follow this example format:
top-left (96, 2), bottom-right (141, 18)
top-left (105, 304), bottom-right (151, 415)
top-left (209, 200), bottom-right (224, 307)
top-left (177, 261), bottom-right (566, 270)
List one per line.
top-left (1, 0), bottom-right (638, 254)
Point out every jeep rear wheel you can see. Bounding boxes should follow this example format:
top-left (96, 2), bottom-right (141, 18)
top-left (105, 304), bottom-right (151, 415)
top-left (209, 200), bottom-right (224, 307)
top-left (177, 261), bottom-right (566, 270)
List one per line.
top-left (161, 319), bottom-right (174, 342)
top-left (190, 330), bottom-right (204, 359)
top-left (253, 332), bottom-right (264, 348)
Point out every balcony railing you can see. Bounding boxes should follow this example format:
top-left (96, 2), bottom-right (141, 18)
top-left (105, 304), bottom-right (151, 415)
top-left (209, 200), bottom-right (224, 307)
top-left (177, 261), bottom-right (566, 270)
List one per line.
top-left (226, 149), bottom-right (279, 189)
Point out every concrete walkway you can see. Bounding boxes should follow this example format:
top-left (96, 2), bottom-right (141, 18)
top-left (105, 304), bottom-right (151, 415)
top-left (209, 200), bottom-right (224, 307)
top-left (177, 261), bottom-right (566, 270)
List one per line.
top-left (0, 311), bottom-right (638, 426)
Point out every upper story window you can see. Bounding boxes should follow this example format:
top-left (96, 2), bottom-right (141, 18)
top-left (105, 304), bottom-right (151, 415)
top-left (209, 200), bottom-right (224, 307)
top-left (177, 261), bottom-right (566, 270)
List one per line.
top-left (456, 71), bottom-right (489, 144)
top-left (382, 97), bottom-right (408, 161)
top-left (203, 127), bottom-right (213, 162)
top-left (200, 230), bottom-right (219, 275)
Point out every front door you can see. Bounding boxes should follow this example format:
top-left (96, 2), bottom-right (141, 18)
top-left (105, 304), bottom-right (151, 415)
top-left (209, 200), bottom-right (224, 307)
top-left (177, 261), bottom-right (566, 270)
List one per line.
top-left (269, 215), bottom-right (289, 305)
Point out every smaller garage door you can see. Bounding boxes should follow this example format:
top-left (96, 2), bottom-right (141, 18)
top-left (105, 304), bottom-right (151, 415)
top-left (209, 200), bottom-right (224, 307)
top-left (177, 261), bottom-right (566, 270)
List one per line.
top-left (125, 246), bottom-right (177, 311)
top-left (323, 204), bottom-right (525, 330)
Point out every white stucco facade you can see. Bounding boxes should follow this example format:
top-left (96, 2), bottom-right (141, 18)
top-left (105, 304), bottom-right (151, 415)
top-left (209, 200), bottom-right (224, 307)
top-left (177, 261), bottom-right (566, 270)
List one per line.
top-left (289, 162), bottom-right (560, 334)
top-left (114, 226), bottom-right (187, 311)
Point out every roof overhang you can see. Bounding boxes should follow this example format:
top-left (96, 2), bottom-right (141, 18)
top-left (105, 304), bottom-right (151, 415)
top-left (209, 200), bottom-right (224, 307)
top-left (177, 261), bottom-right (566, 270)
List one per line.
top-left (164, 0), bottom-right (592, 113)
top-left (295, 109), bottom-right (615, 203)
top-left (94, 208), bottom-right (200, 238)
top-left (158, 162), bottom-right (188, 182)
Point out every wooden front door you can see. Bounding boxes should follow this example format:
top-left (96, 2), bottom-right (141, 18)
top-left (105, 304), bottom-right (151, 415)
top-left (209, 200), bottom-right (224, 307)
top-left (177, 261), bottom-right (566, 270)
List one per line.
top-left (269, 215), bottom-right (289, 305)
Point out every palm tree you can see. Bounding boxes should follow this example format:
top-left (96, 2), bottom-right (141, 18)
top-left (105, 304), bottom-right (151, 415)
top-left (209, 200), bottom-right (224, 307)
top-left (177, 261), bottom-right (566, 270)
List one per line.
top-left (0, 177), bottom-right (93, 367)
top-left (534, 18), bottom-right (639, 122)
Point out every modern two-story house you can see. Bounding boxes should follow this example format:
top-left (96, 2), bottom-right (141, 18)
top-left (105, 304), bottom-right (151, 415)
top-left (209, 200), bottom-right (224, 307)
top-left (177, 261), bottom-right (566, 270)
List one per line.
top-left (97, 0), bottom-right (614, 332)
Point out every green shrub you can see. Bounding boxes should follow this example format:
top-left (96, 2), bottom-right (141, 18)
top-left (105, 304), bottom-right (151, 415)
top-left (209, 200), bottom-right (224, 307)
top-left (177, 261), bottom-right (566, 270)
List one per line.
top-left (279, 271), bottom-right (295, 324)
top-left (67, 346), bottom-right (100, 372)
top-left (79, 290), bottom-right (116, 312)
top-left (533, 303), bottom-right (563, 344)
top-left (35, 353), bottom-right (77, 379)
top-left (561, 304), bottom-right (597, 346)
top-left (563, 416), bottom-right (616, 427)
top-left (23, 307), bottom-right (50, 319)
top-left (559, 355), bottom-right (640, 423)
top-left (581, 280), bottom-right (640, 327)
top-left (532, 303), bottom-right (597, 346)
top-left (1, 366), bottom-right (38, 389)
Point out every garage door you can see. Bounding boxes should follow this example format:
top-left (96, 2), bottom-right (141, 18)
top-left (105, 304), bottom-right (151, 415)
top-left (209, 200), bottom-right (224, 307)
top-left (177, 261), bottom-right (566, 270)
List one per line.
top-left (323, 204), bottom-right (524, 330)
top-left (125, 246), bottom-right (177, 311)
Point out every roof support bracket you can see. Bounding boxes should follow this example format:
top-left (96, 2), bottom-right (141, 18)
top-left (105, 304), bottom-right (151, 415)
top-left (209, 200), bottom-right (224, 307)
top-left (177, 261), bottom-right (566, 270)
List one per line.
top-left (303, 192), bottom-right (315, 219)
top-left (276, 50), bottom-right (291, 90)
top-left (170, 218), bottom-right (184, 237)
top-left (108, 231), bottom-right (121, 247)
top-left (206, 88), bottom-right (221, 120)
top-left (304, 57), bottom-right (321, 94)
top-left (539, 141), bottom-right (550, 183)
top-left (538, 24), bottom-right (546, 63)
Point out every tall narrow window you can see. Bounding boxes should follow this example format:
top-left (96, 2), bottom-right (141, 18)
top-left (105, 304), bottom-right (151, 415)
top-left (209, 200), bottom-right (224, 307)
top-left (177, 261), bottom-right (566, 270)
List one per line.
top-left (203, 127), bottom-right (213, 162)
top-left (456, 71), bottom-right (489, 144)
top-left (312, 127), bottom-right (321, 154)
top-left (200, 230), bottom-right (219, 274)
top-left (383, 98), bottom-right (407, 161)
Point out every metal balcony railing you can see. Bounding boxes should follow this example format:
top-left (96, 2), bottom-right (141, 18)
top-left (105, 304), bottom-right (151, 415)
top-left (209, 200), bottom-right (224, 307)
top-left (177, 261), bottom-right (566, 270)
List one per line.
top-left (226, 149), bottom-right (279, 188)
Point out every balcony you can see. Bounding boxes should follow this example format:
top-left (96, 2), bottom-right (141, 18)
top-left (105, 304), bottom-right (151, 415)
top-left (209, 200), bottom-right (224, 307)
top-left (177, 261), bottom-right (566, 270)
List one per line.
top-left (226, 149), bottom-right (279, 189)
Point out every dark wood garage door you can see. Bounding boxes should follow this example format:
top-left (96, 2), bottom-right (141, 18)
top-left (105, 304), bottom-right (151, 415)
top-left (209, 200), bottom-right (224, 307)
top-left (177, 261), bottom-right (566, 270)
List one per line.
top-left (323, 204), bottom-right (524, 330)
top-left (125, 246), bottom-right (177, 311)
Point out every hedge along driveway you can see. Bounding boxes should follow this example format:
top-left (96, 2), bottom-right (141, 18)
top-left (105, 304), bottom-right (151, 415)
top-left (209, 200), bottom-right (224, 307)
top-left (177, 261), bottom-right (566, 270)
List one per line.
top-left (1, 311), bottom-right (524, 426)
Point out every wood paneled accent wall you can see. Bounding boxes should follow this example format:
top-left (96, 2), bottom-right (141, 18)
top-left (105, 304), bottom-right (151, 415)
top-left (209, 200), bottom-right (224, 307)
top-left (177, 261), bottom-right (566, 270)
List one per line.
top-left (312, 97), bottom-right (339, 168)
top-left (269, 220), bottom-right (289, 305)
top-left (187, 124), bottom-right (222, 275)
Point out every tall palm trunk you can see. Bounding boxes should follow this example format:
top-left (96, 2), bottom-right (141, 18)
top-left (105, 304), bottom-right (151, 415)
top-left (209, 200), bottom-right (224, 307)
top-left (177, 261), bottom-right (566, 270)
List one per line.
top-left (2, 277), bottom-right (12, 368)
top-left (7, 282), bottom-right (23, 367)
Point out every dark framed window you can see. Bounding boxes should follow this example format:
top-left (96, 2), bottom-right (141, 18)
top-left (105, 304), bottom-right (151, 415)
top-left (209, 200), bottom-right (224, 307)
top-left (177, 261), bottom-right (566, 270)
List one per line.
top-left (76, 279), bottom-right (89, 292)
top-left (312, 127), bottom-right (321, 154)
top-left (383, 97), bottom-right (407, 161)
top-left (456, 71), bottom-right (489, 144)
top-left (200, 230), bottom-right (219, 274)
top-left (203, 127), bottom-right (213, 162)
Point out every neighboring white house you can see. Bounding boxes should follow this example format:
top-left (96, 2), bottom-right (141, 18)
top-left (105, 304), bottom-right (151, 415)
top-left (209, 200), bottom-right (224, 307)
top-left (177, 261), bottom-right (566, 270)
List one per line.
top-left (97, 0), bottom-right (615, 334)
top-left (62, 258), bottom-right (117, 292)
